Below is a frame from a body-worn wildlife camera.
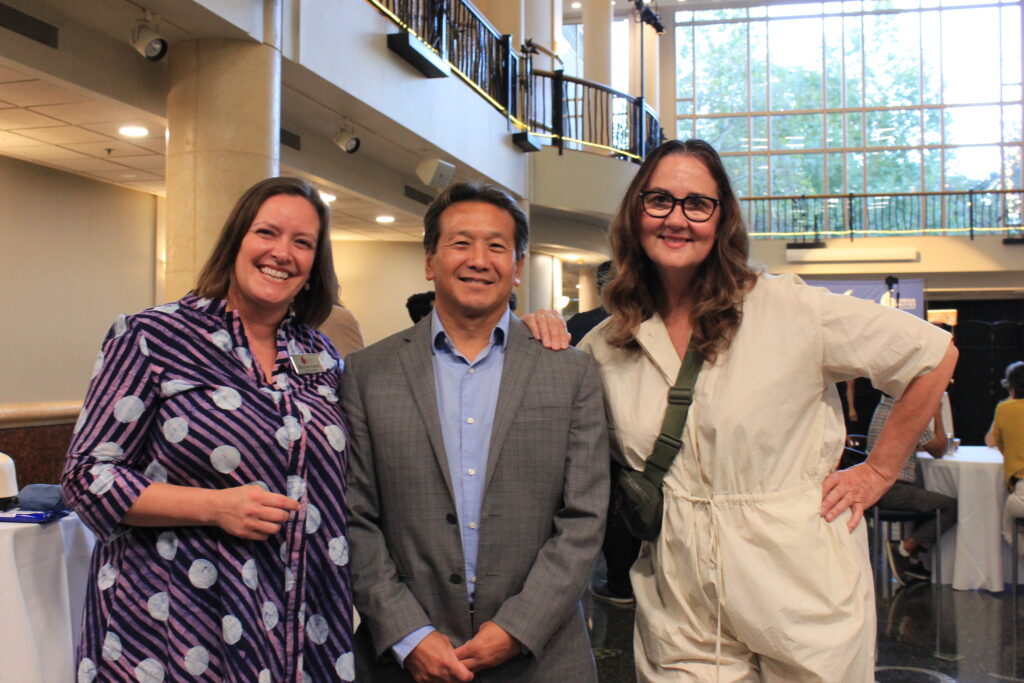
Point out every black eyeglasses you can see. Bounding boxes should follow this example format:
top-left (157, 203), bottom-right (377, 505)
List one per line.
top-left (639, 191), bottom-right (720, 222)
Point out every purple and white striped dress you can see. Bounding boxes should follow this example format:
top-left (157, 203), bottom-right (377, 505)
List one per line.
top-left (62, 294), bottom-right (353, 682)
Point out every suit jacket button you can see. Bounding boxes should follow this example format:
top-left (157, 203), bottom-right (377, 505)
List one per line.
top-left (446, 513), bottom-right (457, 525)
top-left (449, 573), bottom-right (463, 584)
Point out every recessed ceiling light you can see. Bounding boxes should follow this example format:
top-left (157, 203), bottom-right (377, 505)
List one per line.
top-left (375, 215), bottom-right (396, 224)
top-left (118, 125), bottom-right (149, 137)
top-left (571, 1), bottom-right (581, 7)
top-left (319, 191), bottom-right (337, 204)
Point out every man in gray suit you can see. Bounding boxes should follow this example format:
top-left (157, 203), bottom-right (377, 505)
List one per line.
top-left (342, 181), bottom-right (608, 682)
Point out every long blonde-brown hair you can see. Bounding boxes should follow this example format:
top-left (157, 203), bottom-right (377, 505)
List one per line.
top-left (603, 139), bottom-right (757, 361)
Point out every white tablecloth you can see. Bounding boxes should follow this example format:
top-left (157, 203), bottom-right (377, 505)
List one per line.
top-left (918, 445), bottom-right (1023, 591)
top-left (0, 514), bottom-right (95, 681)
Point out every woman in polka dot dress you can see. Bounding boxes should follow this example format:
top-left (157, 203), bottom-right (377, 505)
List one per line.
top-left (62, 177), bottom-right (355, 682)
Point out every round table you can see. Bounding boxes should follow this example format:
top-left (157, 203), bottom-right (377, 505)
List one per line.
top-left (0, 513), bottom-right (95, 681)
top-left (918, 445), bottom-right (1022, 591)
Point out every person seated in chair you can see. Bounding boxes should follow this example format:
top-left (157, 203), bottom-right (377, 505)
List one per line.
top-left (868, 395), bottom-right (957, 585)
top-left (986, 361), bottom-right (1024, 548)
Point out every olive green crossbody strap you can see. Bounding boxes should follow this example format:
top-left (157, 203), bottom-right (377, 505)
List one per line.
top-left (641, 345), bottom-right (703, 487)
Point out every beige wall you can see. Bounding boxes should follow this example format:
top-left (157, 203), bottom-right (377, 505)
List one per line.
top-left (0, 156), bottom-right (157, 404)
top-left (750, 235), bottom-right (1024, 297)
top-left (332, 240), bottom-right (431, 346)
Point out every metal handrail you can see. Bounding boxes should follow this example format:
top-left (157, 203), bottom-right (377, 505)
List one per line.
top-left (742, 189), bottom-right (1024, 240)
top-left (365, 0), bottom-right (662, 162)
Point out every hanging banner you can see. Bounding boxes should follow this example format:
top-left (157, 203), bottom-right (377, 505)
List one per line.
top-left (802, 277), bottom-right (925, 319)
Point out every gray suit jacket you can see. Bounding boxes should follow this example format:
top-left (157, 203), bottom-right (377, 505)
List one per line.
top-left (341, 316), bottom-right (608, 682)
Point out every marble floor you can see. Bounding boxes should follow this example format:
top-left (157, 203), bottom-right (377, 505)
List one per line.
top-left (585, 568), bottom-right (1024, 682)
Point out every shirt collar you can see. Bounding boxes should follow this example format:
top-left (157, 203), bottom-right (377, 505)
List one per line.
top-left (431, 307), bottom-right (510, 355)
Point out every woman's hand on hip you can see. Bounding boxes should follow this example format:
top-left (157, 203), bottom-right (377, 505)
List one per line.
top-left (821, 462), bottom-right (893, 532)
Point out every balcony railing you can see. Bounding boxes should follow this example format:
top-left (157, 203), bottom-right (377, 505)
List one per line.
top-left (366, 0), bottom-right (661, 161)
top-left (744, 190), bottom-right (1024, 240)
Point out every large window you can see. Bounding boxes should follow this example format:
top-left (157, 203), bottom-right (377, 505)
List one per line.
top-left (674, 0), bottom-right (1023, 197)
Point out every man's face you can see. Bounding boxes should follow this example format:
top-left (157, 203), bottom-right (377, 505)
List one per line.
top-left (425, 200), bottom-right (524, 323)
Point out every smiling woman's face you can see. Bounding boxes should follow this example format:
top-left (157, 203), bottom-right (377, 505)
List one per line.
top-left (638, 154), bottom-right (719, 285)
top-left (227, 193), bottom-right (319, 321)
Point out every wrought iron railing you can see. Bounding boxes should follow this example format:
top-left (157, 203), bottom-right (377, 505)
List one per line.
top-left (744, 190), bottom-right (1024, 240)
top-left (523, 68), bottom-right (662, 160)
top-left (366, 0), bottom-right (661, 161)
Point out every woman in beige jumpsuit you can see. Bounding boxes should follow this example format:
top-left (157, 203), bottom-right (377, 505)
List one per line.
top-left (578, 139), bottom-right (958, 682)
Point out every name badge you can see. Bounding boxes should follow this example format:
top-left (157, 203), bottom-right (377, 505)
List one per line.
top-left (289, 353), bottom-right (325, 375)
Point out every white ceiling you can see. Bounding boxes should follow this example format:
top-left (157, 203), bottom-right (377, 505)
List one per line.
top-left (0, 59), bottom-right (428, 242)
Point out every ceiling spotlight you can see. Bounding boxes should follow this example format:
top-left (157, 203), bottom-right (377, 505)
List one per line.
top-left (375, 215), bottom-right (395, 223)
top-left (131, 15), bottom-right (168, 62)
top-left (332, 127), bottom-right (360, 154)
top-left (318, 191), bottom-right (337, 204)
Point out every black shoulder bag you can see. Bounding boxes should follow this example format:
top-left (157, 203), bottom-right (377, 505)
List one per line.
top-left (616, 346), bottom-right (703, 541)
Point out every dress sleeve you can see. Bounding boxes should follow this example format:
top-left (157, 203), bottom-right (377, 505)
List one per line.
top-left (808, 281), bottom-right (951, 399)
top-left (61, 314), bottom-right (161, 542)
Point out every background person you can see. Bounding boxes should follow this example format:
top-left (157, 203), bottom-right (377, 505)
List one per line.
top-left (62, 177), bottom-right (355, 681)
top-left (867, 397), bottom-right (956, 585)
top-left (578, 139), bottom-right (957, 681)
top-left (988, 361), bottom-right (1024, 549)
top-left (320, 304), bottom-right (365, 358)
top-left (405, 290), bottom-right (436, 323)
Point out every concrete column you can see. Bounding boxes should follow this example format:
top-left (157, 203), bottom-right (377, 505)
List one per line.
top-left (582, 0), bottom-right (612, 86)
top-left (657, 17), bottom-right (676, 140)
top-left (578, 265), bottom-right (599, 311)
top-left (528, 253), bottom-right (561, 312)
top-left (524, 0), bottom-right (560, 71)
top-left (164, 37), bottom-right (280, 299)
top-left (630, 20), bottom-right (661, 110)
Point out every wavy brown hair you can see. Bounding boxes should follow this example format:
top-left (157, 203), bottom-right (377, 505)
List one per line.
top-left (194, 177), bottom-right (338, 328)
top-left (603, 139), bottom-right (757, 361)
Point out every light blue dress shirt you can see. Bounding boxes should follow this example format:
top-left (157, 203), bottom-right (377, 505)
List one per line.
top-left (391, 309), bottom-right (510, 665)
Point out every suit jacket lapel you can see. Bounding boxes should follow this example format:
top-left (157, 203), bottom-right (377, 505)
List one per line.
top-left (397, 319), bottom-right (457, 501)
top-left (483, 318), bottom-right (539, 494)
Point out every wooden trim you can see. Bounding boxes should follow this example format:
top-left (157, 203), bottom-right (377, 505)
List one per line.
top-left (0, 402), bottom-right (82, 429)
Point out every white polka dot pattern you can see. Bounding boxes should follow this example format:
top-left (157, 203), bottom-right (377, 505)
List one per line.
top-left (147, 592), bottom-right (169, 621)
top-left (306, 614), bottom-right (329, 645)
top-left (183, 646), bottom-right (209, 676)
top-left (77, 657), bottom-right (97, 683)
top-left (335, 652), bottom-right (355, 681)
top-left (134, 658), bottom-right (165, 682)
top-left (188, 559), bottom-right (218, 589)
top-left (305, 504), bottom-right (322, 534)
top-left (328, 536), bottom-right (349, 566)
top-left (114, 396), bottom-right (145, 423)
top-left (162, 417), bottom-right (189, 443)
top-left (323, 425), bottom-right (346, 452)
top-left (210, 445), bottom-right (241, 474)
top-left (156, 531), bottom-right (178, 560)
top-left (102, 631), bottom-right (122, 661)
top-left (222, 615), bottom-right (243, 645)
top-left (212, 387), bottom-right (242, 410)
top-left (262, 601), bottom-right (279, 631)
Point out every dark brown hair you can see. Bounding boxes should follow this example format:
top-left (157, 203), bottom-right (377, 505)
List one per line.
top-left (422, 181), bottom-right (529, 260)
top-left (603, 139), bottom-right (757, 361)
top-left (194, 177), bottom-right (338, 327)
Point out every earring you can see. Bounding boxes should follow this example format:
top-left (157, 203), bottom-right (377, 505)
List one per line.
top-left (513, 277), bottom-right (521, 287)
top-left (303, 282), bottom-right (311, 291)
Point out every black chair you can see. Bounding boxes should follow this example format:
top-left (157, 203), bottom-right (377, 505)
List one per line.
top-left (870, 507), bottom-right (943, 589)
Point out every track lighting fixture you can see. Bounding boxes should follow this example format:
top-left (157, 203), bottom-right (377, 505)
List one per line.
top-left (333, 126), bottom-right (361, 154)
top-left (131, 13), bottom-right (168, 61)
